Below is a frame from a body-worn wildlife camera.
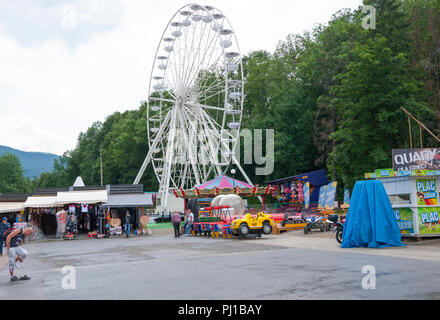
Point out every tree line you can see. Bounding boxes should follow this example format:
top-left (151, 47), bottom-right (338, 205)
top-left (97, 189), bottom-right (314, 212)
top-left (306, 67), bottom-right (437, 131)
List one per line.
top-left (2, 0), bottom-right (439, 197)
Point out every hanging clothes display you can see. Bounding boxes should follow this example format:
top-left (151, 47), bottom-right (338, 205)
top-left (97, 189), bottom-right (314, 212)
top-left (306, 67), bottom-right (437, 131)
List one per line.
top-left (297, 180), bottom-right (304, 203)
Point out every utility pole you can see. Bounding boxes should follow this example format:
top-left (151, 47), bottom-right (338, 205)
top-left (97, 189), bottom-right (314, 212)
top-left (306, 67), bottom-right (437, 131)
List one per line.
top-left (100, 145), bottom-right (103, 186)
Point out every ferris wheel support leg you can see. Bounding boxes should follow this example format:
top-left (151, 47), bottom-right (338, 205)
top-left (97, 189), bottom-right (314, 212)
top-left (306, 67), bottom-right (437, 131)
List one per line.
top-left (134, 111), bottom-right (172, 185)
top-left (160, 107), bottom-right (178, 209)
top-left (177, 107), bottom-right (201, 186)
top-left (231, 154), bottom-right (263, 205)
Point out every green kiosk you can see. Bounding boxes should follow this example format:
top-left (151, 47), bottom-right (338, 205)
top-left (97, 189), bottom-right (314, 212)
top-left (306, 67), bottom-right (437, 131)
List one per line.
top-left (365, 169), bottom-right (440, 237)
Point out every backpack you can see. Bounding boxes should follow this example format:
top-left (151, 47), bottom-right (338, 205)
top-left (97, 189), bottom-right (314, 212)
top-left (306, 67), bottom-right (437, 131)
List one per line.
top-left (2, 227), bottom-right (16, 241)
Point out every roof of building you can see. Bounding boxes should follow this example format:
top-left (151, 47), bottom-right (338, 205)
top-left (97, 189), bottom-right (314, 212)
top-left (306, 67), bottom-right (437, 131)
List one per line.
top-left (102, 193), bottom-right (153, 208)
top-left (0, 193), bottom-right (31, 202)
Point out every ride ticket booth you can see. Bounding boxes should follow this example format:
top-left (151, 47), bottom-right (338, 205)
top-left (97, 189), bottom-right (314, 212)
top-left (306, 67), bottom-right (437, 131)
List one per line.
top-left (365, 169), bottom-right (440, 237)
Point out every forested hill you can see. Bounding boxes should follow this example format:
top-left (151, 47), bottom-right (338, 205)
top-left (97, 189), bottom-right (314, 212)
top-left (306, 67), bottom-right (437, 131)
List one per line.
top-left (0, 145), bottom-right (59, 178)
top-left (27, 0), bottom-right (440, 196)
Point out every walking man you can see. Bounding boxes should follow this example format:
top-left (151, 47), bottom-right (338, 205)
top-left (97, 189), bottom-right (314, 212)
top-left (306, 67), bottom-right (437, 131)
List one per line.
top-left (172, 211), bottom-right (181, 238)
top-left (6, 227), bottom-right (34, 281)
top-left (124, 211), bottom-right (131, 238)
top-left (185, 209), bottom-right (194, 236)
top-left (0, 217), bottom-right (11, 256)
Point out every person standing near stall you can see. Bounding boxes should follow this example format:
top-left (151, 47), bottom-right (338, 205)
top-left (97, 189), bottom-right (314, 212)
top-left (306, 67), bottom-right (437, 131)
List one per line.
top-left (185, 210), bottom-right (194, 236)
top-left (124, 211), bottom-right (131, 238)
top-left (0, 217), bottom-right (11, 256)
top-left (172, 211), bottom-right (181, 238)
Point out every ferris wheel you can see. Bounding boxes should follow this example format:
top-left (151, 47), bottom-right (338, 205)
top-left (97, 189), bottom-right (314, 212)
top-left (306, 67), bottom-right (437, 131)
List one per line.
top-left (134, 3), bottom-right (253, 207)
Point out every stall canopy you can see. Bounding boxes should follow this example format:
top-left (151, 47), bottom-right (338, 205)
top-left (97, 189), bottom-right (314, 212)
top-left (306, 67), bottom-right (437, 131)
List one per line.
top-left (102, 194), bottom-right (153, 208)
top-left (195, 175), bottom-right (253, 190)
top-left (341, 180), bottom-right (404, 248)
top-left (56, 190), bottom-right (108, 205)
top-left (24, 196), bottom-right (58, 208)
top-left (0, 202), bottom-right (25, 214)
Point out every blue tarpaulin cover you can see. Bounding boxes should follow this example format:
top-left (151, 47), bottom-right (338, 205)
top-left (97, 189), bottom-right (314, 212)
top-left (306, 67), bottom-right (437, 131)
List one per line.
top-left (341, 180), bottom-right (405, 248)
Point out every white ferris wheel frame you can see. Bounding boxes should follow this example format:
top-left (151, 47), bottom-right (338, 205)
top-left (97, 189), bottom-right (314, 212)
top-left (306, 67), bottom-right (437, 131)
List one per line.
top-left (134, 3), bottom-right (254, 207)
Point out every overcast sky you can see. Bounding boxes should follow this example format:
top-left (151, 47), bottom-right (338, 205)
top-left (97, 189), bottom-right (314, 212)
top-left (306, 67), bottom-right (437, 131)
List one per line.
top-left (0, 0), bottom-right (363, 155)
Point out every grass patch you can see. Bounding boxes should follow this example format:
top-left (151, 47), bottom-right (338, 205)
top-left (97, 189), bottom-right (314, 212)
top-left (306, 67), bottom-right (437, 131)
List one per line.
top-left (146, 223), bottom-right (173, 229)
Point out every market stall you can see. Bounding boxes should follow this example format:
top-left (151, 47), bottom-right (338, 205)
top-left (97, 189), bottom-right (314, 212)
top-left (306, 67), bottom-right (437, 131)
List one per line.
top-left (56, 190), bottom-right (108, 234)
top-left (24, 196), bottom-right (61, 235)
top-left (365, 168), bottom-right (440, 237)
top-left (266, 169), bottom-right (329, 209)
top-left (101, 193), bottom-right (153, 236)
top-left (0, 202), bottom-right (25, 224)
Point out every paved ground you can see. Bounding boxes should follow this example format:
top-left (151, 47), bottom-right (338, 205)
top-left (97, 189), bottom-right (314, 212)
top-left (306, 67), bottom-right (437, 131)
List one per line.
top-left (1, 229), bottom-right (440, 300)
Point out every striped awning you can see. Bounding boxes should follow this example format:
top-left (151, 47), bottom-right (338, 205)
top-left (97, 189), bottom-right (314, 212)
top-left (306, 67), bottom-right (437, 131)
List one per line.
top-left (195, 175), bottom-right (253, 190)
top-left (0, 202), bottom-right (25, 213)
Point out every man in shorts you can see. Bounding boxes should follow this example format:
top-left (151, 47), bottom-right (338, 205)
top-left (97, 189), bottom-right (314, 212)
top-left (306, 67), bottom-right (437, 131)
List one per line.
top-left (6, 227), bottom-right (34, 281)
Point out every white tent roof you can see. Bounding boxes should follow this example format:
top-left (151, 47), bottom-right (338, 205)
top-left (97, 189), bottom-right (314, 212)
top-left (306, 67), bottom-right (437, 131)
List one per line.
top-left (0, 202), bottom-right (25, 213)
top-left (56, 190), bottom-right (108, 205)
top-left (24, 196), bottom-right (58, 208)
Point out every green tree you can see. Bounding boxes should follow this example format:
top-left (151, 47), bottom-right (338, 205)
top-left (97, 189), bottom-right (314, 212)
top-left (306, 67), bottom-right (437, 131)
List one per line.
top-left (0, 153), bottom-right (30, 193)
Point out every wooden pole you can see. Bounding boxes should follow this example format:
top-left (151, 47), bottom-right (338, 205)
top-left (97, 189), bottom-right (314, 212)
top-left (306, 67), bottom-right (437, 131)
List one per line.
top-left (420, 125), bottom-right (423, 149)
top-left (408, 115), bottom-right (413, 148)
top-left (100, 145), bottom-right (103, 186)
top-left (402, 107), bottom-right (440, 144)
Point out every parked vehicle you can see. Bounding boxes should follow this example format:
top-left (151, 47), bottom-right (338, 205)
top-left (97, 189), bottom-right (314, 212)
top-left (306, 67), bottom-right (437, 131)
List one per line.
top-left (327, 214), bottom-right (346, 243)
top-left (231, 212), bottom-right (274, 238)
top-left (303, 214), bottom-right (325, 233)
top-left (281, 211), bottom-right (305, 227)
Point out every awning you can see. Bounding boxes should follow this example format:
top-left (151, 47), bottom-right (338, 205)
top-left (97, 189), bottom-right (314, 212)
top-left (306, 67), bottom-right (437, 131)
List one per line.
top-left (195, 175), bottom-right (253, 189)
top-left (102, 194), bottom-right (153, 208)
top-left (0, 202), bottom-right (25, 214)
top-left (56, 190), bottom-right (108, 205)
top-left (24, 196), bottom-right (58, 208)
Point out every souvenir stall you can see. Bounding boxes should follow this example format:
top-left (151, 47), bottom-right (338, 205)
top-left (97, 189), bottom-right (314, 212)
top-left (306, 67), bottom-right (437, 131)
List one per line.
top-left (101, 193), bottom-right (153, 236)
top-left (365, 168), bottom-right (440, 237)
top-left (55, 190), bottom-right (108, 236)
top-left (266, 170), bottom-right (329, 210)
top-left (24, 196), bottom-right (61, 236)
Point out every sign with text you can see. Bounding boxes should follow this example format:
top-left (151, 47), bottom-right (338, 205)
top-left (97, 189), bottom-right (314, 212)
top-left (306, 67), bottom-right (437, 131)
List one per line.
top-left (392, 148), bottom-right (440, 171)
top-left (416, 179), bottom-right (438, 205)
top-left (324, 182), bottom-right (337, 209)
top-left (393, 208), bottom-right (414, 234)
top-left (418, 207), bottom-right (440, 234)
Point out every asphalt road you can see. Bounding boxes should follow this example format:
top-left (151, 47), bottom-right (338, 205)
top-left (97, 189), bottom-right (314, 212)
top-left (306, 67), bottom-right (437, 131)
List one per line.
top-left (1, 231), bottom-right (440, 300)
